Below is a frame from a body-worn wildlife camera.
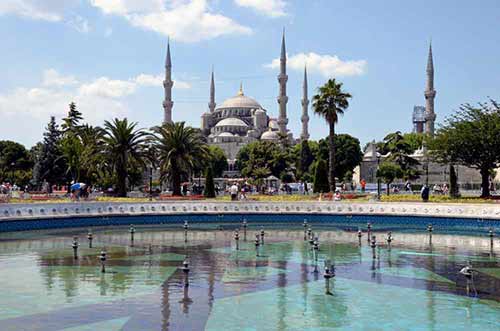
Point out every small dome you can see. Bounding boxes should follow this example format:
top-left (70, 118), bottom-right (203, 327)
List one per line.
top-left (255, 109), bottom-right (266, 114)
top-left (261, 130), bottom-right (280, 141)
top-left (215, 117), bottom-right (248, 127)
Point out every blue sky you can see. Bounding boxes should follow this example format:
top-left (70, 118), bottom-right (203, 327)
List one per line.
top-left (0, 0), bottom-right (499, 148)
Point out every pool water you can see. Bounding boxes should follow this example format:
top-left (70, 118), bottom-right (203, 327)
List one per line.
top-left (0, 224), bottom-right (499, 331)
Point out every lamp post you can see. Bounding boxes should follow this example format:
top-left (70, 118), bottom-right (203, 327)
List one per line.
top-left (10, 162), bottom-right (15, 184)
top-left (376, 152), bottom-right (381, 201)
top-left (149, 166), bottom-right (153, 201)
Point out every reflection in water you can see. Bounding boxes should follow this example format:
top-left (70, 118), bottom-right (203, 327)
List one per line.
top-left (0, 227), bottom-right (499, 331)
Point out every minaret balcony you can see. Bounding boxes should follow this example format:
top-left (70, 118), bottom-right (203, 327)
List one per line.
top-left (277, 96), bottom-right (289, 104)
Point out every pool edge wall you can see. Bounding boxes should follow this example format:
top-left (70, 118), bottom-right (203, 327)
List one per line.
top-left (1, 201), bottom-right (500, 233)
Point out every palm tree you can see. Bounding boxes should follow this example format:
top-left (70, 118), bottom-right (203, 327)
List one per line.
top-left (152, 122), bottom-right (208, 196)
top-left (80, 124), bottom-right (106, 185)
top-left (103, 118), bottom-right (149, 197)
top-left (312, 79), bottom-right (352, 192)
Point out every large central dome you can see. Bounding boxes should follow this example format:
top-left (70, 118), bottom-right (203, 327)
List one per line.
top-left (218, 86), bottom-right (263, 110)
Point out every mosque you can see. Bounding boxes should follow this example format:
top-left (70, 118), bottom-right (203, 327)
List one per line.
top-left (161, 32), bottom-right (310, 174)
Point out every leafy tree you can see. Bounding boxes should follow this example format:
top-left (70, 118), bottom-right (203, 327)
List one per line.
top-left (313, 158), bottom-right (329, 193)
top-left (430, 100), bottom-right (500, 197)
top-left (152, 122), bottom-right (208, 196)
top-left (59, 134), bottom-right (84, 183)
top-left (236, 141), bottom-right (292, 179)
top-left (297, 140), bottom-right (314, 180)
top-left (376, 162), bottom-right (403, 195)
top-left (32, 116), bottom-right (66, 191)
top-left (0, 140), bottom-right (33, 184)
top-left (402, 132), bottom-right (424, 153)
top-left (58, 103), bottom-right (87, 186)
top-left (312, 79), bottom-right (352, 192)
top-left (316, 134), bottom-right (363, 182)
top-left (79, 125), bottom-right (106, 185)
top-left (204, 167), bottom-right (215, 198)
top-left (207, 145), bottom-right (228, 177)
top-left (383, 131), bottom-right (420, 180)
top-left (248, 167), bottom-right (271, 193)
top-left (103, 118), bottom-right (149, 197)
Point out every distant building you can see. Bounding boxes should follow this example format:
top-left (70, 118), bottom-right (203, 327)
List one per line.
top-left (358, 43), bottom-right (484, 188)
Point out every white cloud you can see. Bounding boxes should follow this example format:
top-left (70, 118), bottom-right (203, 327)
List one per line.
top-left (266, 52), bottom-right (367, 77)
top-left (134, 74), bottom-right (191, 89)
top-left (67, 15), bottom-right (90, 33)
top-left (79, 77), bottom-right (137, 98)
top-left (0, 0), bottom-right (78, 22)
top-left (89, 0), bottom-right (165, 15)
top-left (0, 69), bottom-right (192, 132)
top-left (42, 69), bottom-right (79, 87)
top-left (90, 0), bottom-right (252, 42)
top-left (234, 0), bottom-right (286, 17)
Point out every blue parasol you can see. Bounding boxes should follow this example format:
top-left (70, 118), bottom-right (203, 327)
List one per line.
top-left (71, 183), bottom-right (86, 190)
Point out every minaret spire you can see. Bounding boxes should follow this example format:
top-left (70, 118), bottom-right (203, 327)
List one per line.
top-left (277, 28), bottom-right (288, 135)
top-left (208, 68), bottom-right (216, 113)
top-left (300, 65), bottom-right (310, 141)
top-left (424, 41), bottom-right (436, 136)
top-left (163, 38), bottom-right (174, 124)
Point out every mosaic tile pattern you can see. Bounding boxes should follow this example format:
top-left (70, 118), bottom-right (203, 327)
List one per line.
top-left (0, 226), bottom-right (499, 330)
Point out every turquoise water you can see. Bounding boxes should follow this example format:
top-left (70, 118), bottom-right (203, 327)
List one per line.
top-left (0, 226), bottom-right (498, 331)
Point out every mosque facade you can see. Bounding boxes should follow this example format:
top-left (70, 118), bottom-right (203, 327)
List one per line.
top-left (161, 31), bottom-right (309, 174)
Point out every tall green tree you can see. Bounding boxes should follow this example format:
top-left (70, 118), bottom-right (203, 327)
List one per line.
top-left (103, 118), bottom-right (149, 197)
top-left (61, 102), bottom-right (83, 133)
top-left (59, 134), bottom-right (84, 183)
top-left (204, 167), bottom-right (216, 198)
top-left (79, 125), bottom-right (106, 185)
top-left (297, 140), bottom-right (314, 180)
top-left (59, 102), bottom-right (86, 185)
top-left (449, 164), bottom-right (460, 198)
top-left (313, 158), bottom-right (329, 193)
top-left (312, 79), bottom-right (352, 191)
top-left (152, 122), bottom-right (208, 196)
top-left (376, 162), bottom-right (403, 195)
top-left (207, 145), bottom-right (228, 177)
top-left (316, 134), bottom-right (363, 182)
top-left (32, 116), bottom-right (66, 191)
top-left (430, 100), bottom-right (500, 197)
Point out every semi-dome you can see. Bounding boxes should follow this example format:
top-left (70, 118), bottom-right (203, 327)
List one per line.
top-left (218, 85), bottom-right (262, 109)
top-left (215, 117), bottom-right (248, 127)
top-left (268, 119), bottom-right (279, 130)
top-left (261, 130), bottom-right (280, 141)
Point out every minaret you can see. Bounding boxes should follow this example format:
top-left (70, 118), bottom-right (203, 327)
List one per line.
top-left (300, 66), bottom-right (310, 141)
top-left (163, 39), bottom-right (174, 124)
top-left (424, 42), bottom-right (436, 136)
top-left (277, 29), bottom-right (288, 135)
top-left (208, 69), bottom-right (216, 113)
